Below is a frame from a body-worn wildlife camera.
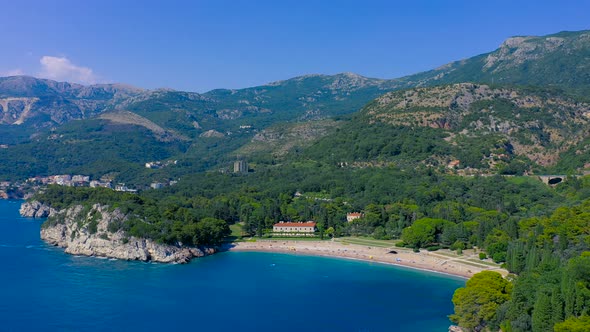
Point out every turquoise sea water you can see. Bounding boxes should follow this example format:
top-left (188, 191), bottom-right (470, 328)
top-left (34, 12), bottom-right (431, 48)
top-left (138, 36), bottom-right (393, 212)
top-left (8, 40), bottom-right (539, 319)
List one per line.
top-left (0, 200), bottom-right (464, 331)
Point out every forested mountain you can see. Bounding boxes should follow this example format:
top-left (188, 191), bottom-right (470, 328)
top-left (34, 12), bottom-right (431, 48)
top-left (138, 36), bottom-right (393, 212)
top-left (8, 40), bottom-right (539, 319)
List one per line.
top-left (1, 29), bottom-right (590, 184)
top-left (0, 31), bottom-right (590, 181)
top-left (393, 30), bottom-right (590, 95)
top-left (2, 30), bottom-right (588, 132)
top-left (0, 73), bottom-right (401, 179)
top-left (300, 83), bottom-right (590, 173)
top-left (0, 72), bottom-right (397, 135)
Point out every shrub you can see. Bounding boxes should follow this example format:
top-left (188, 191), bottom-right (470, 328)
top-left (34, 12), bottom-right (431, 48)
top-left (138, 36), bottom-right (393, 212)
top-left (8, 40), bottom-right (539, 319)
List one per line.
top-left (479, 253), bottom-right (487, 260)
top-left (493, 252), bottom-right (507, 263)
top-left (426, 245), bottom-right (441, 251)
top-left (451, 240), bottom-right (466, 251)
top-left (88, 218), bottom-right (98, 235)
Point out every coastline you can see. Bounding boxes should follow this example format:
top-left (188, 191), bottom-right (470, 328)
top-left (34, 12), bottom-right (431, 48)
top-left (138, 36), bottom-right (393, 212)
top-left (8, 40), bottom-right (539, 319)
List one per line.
top-left (21, 200), bottom-right (505, 276)
top-left (225, 240), bottom-right (508, 279)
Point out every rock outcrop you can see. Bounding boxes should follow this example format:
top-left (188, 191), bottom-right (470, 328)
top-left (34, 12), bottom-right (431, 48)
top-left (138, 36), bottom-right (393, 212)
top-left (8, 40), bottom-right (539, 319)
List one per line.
top-left (34, 203), bottom-right (212, 263)
top-left (19, 200), bottom-right (57, 218)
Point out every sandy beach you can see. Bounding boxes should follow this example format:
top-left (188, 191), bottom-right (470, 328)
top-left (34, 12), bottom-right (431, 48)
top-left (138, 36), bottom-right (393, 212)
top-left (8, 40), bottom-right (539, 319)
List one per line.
top-left (226, 239), bottom-right (507, 279)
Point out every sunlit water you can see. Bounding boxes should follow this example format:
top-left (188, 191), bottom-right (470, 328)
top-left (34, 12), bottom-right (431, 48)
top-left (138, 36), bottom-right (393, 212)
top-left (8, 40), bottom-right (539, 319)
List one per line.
top-left (0, 200), bottom-right (464, 331)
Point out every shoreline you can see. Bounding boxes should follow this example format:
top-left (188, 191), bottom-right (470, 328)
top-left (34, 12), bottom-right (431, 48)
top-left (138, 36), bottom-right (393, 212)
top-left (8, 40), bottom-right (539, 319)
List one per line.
top-left (225, 240), bottom-right (508, 279)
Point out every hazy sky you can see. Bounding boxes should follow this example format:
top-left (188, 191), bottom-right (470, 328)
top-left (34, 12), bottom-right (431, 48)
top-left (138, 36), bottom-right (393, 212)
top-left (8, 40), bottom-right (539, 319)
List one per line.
top-left (1, 0), bottom-right (588, 92)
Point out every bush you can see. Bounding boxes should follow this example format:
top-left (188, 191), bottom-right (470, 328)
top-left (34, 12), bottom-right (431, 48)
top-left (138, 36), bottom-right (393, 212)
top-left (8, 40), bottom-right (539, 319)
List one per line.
top-left (426, 245), bottom-right (441, 251)
top-left (395, 241), bottom-right (407, 247)
top-left (493, 252), bottom-right (507, 263)
top-left (107, 220), bottom-right (122, 233)
top-left (479, 253), bottom-right (487, 260)
top-left (88, 218), bottom-right (98, 234)
top-left (451, 240), bottom-right (466, 251)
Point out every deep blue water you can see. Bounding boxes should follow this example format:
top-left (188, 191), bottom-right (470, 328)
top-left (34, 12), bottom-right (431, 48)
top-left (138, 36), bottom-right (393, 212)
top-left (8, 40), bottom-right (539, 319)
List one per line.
top-left (0, 199), bottom-right (464, 331)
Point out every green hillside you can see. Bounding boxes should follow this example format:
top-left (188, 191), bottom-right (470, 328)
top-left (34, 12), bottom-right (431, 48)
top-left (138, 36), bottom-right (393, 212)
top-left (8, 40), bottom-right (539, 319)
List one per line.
top-left (2, 29), bottom-right (590, 183)
top-left (394, 30), bottom-right (590, 96)
top-left (299, 83), bottom-right (590, 174)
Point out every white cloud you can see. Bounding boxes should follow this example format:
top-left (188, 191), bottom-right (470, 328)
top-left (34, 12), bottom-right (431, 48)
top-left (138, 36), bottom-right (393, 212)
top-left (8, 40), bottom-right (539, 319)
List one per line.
top-left (38, 56), bottom-right (98, 84)
top-left (2, 69), bottom-right (25, 76)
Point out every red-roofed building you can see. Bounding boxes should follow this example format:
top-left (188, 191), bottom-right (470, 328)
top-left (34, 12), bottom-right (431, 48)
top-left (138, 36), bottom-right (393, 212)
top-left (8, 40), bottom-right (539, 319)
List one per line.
top-left (273, 221), bottom-right (317, 235)
top-left (346, 212), bottom-right (363, 222)
top-left (447, 160), bottom-right (460, 169)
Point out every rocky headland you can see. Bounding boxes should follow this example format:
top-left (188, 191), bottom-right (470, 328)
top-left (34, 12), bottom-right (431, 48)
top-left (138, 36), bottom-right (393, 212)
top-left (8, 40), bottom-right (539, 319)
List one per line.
top-left (20, 200), bottom-right (57, 218)
top-left (21, 201), bottom-right (213, 263)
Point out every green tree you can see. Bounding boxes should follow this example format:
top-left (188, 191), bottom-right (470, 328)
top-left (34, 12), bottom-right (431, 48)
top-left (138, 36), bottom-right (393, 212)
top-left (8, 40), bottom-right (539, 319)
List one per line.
top-left (531, 291), bottom-right (552, 332)
top-left (401, 218), bottom-right (451, 249)
top-left (325, 226), bottom-right (335, 238)
top-left (554, 316), bottom-right (590, 332)
top-left (195, 218), bottom-right (230, 246)
top-left (450, 271), bottom-right (512, 331)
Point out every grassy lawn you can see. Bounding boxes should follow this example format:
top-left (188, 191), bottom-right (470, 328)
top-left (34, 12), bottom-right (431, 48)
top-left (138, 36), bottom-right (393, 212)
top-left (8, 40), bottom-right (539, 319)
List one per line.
top-left (335, 236), bottom-right (400, 248)
top-left (260, 237), bottom-right (327, 241)
top-left (454, 260), bottom-right (498, 269)
top-left (428, 251), bottom-right (460, 258)
top-left (225, 223), bottom-right (244, 242)
top-left (467, 259), bottom-right (502, 267)
top-left (230, 223), bottom-right (243, 237)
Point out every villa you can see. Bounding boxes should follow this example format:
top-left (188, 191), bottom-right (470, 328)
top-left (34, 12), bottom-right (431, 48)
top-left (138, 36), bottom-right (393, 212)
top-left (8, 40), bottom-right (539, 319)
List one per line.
top-left (273, 221), bottom-right (317, 236)
top-left (346, 212), bottom-right (363, 222)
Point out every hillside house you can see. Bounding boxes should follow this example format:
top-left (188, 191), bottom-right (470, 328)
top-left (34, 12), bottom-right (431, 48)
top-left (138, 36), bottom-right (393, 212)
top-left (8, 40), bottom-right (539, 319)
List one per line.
top-left (273, 221), bottom-right (317, 236)
top-left (347, 212), bottom-right (363, 222)
top-left (447, 160), bottom-right (460, 169)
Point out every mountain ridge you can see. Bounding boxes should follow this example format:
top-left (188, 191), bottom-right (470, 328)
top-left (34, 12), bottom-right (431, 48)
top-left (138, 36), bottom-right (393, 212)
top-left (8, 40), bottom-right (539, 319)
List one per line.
top-left (2, 29), bottom-right (590, 182)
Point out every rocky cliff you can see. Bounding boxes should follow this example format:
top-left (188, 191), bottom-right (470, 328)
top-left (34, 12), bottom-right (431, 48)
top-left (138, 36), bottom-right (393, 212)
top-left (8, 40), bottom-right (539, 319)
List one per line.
top-left (20, 200), bottom-right (57, 218)
top-left (32, 203), bottom-right (212, 263)
top-left (363, 83), bottom-right (590, 167)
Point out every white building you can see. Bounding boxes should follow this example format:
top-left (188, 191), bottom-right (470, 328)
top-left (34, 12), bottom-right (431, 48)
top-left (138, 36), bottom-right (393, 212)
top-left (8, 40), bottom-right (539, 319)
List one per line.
top-left (346, 212), bottom-right (363, 222)
top-left (273, 221), bottom-right (317, 236)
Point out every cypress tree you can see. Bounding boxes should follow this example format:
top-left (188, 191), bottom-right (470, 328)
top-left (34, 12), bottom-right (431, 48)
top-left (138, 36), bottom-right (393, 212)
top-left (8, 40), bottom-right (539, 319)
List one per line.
top-left (525, 245), bottom-right (539, 272)
top-left (562, 274), bottom-right (576, 318)
top-left (552, 287), bottom-right (565, 326)
top-left (532, 291), bottom-right (553, 332)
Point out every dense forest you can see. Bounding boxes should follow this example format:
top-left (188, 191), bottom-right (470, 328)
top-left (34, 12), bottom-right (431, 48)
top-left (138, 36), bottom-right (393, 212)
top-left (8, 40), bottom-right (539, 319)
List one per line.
top-left (451, 198), bottom-right (590, 331)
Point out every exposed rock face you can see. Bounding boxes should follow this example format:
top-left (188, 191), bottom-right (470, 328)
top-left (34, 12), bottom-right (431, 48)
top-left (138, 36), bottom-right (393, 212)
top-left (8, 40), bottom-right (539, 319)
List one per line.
top-left (199, 129), bottom-right (224, 138)
top-left (19, 200), bottom-right (57, 218)
top-left (0, 76), bottom-right (144, 128)
top-left (366, 83), bottom-right (590, 167)
top-left (37, 203), bottom-right (211, 263)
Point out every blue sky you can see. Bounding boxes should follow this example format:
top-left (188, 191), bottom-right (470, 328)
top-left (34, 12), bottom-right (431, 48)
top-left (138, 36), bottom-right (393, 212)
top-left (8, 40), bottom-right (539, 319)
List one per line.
top-left (1, 0), bottom-right (588, 92)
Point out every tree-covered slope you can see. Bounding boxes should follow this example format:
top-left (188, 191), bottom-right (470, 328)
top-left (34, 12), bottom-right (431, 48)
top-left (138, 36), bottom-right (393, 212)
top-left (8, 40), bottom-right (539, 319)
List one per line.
top-left (300, 83), bottom-right (590, 174)
top-left (393, 30), bottom-right (590, 95)
top-left (2, 29), bottom-right (590, 183)
top-left (450, 194), bottom-right (590, 332)
top-left (3, 29), bottom-right (590, 135)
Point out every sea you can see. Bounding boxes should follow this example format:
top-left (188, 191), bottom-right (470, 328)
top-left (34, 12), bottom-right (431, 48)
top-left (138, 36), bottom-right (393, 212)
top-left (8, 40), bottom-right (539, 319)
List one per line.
top-left (0, 199), bottom-right (464, 331)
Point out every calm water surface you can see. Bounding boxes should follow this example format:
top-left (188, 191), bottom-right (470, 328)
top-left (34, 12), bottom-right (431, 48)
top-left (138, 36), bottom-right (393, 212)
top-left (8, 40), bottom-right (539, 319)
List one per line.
top-left (0, 200), bottom-right (464, 331)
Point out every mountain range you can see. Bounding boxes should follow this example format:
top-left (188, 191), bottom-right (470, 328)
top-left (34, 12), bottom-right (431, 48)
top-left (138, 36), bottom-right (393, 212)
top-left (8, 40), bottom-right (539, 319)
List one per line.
top-left (1, 29), bottom-right (590, 183)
